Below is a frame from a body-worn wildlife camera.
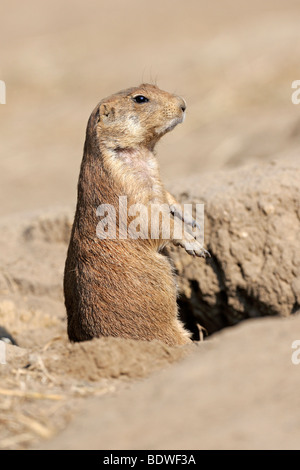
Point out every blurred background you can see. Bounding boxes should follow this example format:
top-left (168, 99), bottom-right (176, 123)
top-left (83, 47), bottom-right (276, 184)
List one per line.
top-left (0, 0), bottom-right (299, 217)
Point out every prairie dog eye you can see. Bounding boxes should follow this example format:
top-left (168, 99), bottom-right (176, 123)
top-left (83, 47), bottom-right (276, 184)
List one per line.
top-left (132, 95), bottom-right (149, 104)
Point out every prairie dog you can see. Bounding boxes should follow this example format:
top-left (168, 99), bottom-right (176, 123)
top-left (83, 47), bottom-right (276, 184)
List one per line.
top-left (64, 84), bottom-right (209, 346)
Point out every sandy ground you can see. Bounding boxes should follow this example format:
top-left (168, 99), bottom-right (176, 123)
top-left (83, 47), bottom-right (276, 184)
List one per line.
top-left (0, 0), bottom-right (300, 450)
top-left (40, 315), bottom-right (300, 450)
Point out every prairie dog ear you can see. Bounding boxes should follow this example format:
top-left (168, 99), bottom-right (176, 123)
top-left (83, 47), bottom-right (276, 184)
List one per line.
top-left (94, 107), bottom-right (100, 124)
top-left (99, 103), bottom-right (115, 122)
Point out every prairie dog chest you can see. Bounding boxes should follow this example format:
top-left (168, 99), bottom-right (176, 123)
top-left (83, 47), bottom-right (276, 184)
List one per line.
top-left (108, 148), bottom-right (164, 203)
top-left (116, 148), bottom-right (158, 178)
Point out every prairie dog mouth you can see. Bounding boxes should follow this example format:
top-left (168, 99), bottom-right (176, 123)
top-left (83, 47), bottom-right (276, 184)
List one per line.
top-left (156, 115), bottom-right (185, 135)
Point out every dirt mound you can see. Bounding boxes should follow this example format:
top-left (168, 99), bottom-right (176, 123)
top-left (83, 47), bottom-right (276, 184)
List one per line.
top-left (0, 336), bottom-right (191, 449)
top-left (40, 314), bottom-right (300, 450)
top-left (38, 337), bottom-right (193, 381)
top-left (166, 157), bottom-right (300, 334)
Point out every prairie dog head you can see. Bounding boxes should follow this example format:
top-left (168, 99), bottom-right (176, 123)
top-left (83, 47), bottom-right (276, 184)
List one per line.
top-left (87, 84), bottom-right (186, 152)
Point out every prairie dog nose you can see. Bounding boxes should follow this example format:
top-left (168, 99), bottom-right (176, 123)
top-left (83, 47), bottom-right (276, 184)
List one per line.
top-left (178, 97), bottom-right (187, 113)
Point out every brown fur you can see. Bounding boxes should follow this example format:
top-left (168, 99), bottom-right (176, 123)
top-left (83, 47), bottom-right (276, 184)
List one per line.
top-left (64, 84), bottom-right (208, 346)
